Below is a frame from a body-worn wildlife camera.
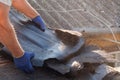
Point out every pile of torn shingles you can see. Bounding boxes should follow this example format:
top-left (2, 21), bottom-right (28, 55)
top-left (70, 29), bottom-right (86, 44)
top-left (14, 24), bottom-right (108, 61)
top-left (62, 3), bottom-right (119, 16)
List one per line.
top-left (0, 9), bottom-right (118, 80)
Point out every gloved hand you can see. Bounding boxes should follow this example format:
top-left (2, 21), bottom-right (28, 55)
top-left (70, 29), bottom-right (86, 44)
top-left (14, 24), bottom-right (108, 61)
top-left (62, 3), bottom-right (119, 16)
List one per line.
top-left (32, 16), bottom-right (46, 32)
top-left (14, 52), bottom-right (35, 74)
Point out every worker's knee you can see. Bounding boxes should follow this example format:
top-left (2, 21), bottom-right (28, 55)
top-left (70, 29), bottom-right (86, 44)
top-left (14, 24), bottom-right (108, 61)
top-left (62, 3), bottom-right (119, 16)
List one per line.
top-left (0, 11), bottom-right (9, 25)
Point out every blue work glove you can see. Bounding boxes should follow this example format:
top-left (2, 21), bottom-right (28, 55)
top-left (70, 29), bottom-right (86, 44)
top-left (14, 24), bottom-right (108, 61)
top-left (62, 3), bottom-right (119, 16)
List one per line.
top-left (14, 52), bottom-right (35, 74)
top-left (32, 16), bottom-right (46, 32)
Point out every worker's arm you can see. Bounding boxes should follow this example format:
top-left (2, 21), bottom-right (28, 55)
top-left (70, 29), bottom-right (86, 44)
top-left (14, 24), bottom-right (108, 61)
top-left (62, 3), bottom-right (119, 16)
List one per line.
top-left (0, 3), bottom-right (24, 58)
top-left (12, 0), bottom-right (46, 31)
top-left (0, 3), bottom-right (34, 73)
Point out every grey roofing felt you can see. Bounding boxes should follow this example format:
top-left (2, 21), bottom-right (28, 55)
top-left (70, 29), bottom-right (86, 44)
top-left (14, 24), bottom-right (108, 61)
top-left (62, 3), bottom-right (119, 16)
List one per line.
top-left (45, 45), bottom-right (116, 74)
top-left (3, 10), bottom-right (85, 67)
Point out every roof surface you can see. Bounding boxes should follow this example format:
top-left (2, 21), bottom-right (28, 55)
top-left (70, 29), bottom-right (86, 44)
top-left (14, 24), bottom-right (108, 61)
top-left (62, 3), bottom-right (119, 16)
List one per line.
top-left (28, 0), bottom-right (120, 30)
